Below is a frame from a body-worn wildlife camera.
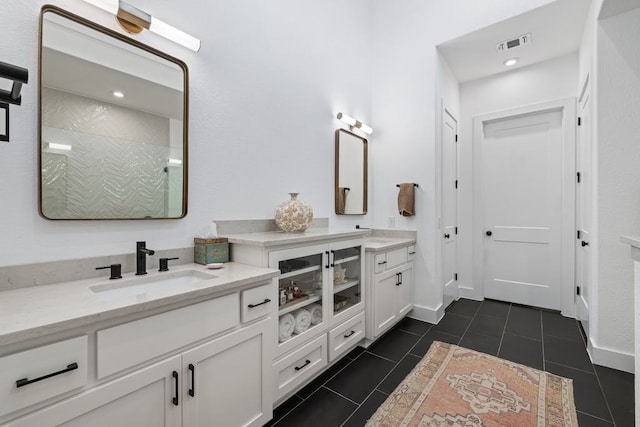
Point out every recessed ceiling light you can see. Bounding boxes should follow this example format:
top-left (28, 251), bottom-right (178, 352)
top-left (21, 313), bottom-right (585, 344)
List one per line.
top-left (504, 58), bottom-right (518, 67)
top-left (113, 91), bottom-right (124, 98)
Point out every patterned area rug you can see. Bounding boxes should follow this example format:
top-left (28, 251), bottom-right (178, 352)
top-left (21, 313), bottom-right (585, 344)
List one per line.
top-left (366, 341), bottom-right (578, 426)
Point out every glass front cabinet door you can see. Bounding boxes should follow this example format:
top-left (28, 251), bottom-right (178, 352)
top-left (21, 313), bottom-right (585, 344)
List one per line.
top-left (269, 239), bottom-right (364, 356)
top-left (329, 241), bottom-right (364, 326)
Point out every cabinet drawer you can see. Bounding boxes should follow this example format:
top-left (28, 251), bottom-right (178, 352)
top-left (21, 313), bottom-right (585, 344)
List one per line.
top-left (273, 334), bottom-right (327, 401)
top-left (386, 248), bottom-right (408, 269)
top-left (0, 336), bottom-right (88, 417)
top-left (407, 245), bottom-right (416, 261)
top-left (241, 282), bottom-right (274, 323)
top-left (97, 293), bottom-right (239, 379)
top-left (374, 253), bottom-right (387, 274)
top-left (328, 312), bottom-right (365, 362)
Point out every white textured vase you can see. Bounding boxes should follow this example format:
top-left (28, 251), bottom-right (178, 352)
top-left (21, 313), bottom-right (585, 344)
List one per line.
top-left (275, 193), bottom-right (313, 232)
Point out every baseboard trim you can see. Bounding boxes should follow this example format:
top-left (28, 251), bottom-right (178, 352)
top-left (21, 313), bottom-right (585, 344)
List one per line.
top-left (458, 286), bottom-right (481, 300)
top-left (409, 303), bottom-right (444, 325)
top-left (588, 337), bottom-right (634, 373)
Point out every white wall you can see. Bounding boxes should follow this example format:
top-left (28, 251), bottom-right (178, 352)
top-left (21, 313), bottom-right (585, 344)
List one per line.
top-left (457, 54), bottom-right (579, 300)
top-left (370, 0), bottom-right (556, 320)
top-left (592, 6), bottom-right (640, 367)
top-left (0, 0), bottom-right (371, 267)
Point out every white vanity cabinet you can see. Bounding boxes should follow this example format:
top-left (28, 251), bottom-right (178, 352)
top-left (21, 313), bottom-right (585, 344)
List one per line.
top-left (6, 355), bottom-right (183, 427)
top-left (365, 243), bottom-right (415, 342)
top-left (2, 278), bottom-right (276, 427)
top-left (229, 233), bottom-right (366, 403)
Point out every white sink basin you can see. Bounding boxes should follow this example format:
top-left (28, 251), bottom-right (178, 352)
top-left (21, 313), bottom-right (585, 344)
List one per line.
top-left (90, 270), bottom-right (217, 296)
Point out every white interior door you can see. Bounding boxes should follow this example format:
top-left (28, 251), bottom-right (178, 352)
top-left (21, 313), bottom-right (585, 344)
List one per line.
top-left (576, 77), bottom-right (592, 333)
top-left (482, 109), bottom-right (564, 310)
top-left (442, 110), bottom-right (458, 308)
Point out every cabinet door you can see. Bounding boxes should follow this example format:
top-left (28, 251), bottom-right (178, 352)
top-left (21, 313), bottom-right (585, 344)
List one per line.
top-left (373, 269), bottom-right (399, 338)
top-left (7, 356), bottom-right (181, 427)
top-left (396, 263), bottom-right (414, 318)
top-left (269, 244), bottom-right (329, 356)
top-left (182, 318), bottom-right (272, 427)
top-left (330, 241), bottom-right (364, 325)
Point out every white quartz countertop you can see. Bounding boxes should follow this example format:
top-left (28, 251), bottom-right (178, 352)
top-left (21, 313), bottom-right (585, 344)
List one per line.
top-left (225, 228), bottom-right (370, 247)
top-left (363, 237), bottom-right (416, 252)
top-left (0, 262), bottom-right (278, 347)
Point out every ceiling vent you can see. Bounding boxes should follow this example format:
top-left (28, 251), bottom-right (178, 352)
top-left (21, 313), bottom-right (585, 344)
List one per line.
top-left (496, 33), bottom-right (532, 52)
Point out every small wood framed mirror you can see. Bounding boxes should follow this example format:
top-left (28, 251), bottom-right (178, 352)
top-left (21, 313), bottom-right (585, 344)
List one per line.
top-left (335, 129), bottom-right (367, 215)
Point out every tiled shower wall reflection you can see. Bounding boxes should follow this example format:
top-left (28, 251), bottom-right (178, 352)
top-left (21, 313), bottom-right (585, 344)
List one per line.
top-left (41, 88), bottom-right (181, 219)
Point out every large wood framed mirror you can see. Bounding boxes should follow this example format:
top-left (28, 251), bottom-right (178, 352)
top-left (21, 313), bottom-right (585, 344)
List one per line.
top-left (335, 129), bottom-right (367, 215)
top-left (39, 6), bottom-right (188, 220)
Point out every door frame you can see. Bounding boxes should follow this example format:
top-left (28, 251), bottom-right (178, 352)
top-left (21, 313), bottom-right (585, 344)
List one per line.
top-left (472, 98), bottom-right (576, 316)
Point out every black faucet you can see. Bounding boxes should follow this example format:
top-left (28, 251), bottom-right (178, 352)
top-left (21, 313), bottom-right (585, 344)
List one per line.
top-left (136, 241), bottom-right (155, 275)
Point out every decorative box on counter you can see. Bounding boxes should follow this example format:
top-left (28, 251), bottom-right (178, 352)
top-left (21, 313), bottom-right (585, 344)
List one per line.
top-left (194, 238), bottom-right (229, 265)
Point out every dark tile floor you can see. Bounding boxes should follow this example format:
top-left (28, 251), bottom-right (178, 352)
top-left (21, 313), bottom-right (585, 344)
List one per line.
top-left (265, 299), bottom-right (634, 426)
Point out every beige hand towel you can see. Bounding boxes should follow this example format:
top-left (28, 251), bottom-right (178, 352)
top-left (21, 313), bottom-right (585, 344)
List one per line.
top-left (336, 187), bottom-right (347, 214)
top-left (398, 183), bottom-right (415, 217)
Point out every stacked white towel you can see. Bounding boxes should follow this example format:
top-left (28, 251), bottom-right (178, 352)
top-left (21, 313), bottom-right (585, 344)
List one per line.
top-left (279, 313), bottom-right (295, 342)
top-left (292, 308), bottom-right (312, 334)
top-left (307, 304), bottom-right (322, 325)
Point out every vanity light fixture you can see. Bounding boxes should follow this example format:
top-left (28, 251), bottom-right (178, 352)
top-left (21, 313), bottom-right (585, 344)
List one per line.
top-left (504, 58), bottom-right (518, 67)
top-left (48, 142), bottom-right (72, 151)
top-left (81, 0), bottom-right (201, 52)
top-left (336, 112), bottom-right (373, 135)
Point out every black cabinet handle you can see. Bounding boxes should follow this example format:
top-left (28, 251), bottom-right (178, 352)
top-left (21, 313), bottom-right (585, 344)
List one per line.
top-left (188, 364), bottom-right (195, 397)
top-left (172, 371), bottom-right (179, 406)
top-left (344, 330), bottom-right (355, 338)
top-left (486, 230), bottom-right (493, 236)
top-left (396, 272), bottom-right (400, 286)
top-left (399, 272), bottom-right (403, 285)
top-left (581, 241), bottom-right (589, 247)
top-left (248, 298), bottom-right (271, 308)
top-left (16, 362), bottom-right (78, 388)
top-left (325, 251), bottom-right (330, 269)
top-left (377, 261), bottom-right (387, 265)
top-left (295, 359), bottom-right (311, 371)
top-left (444, 233), bottom-right (450, 239)
top-left (330, 250), bottom-right (335, 267)
top-left (409, 251), bottom-right (416, 255)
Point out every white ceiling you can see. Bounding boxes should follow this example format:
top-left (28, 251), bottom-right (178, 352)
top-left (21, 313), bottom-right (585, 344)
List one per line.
top-left (438, 0), bottom-right (591, 83)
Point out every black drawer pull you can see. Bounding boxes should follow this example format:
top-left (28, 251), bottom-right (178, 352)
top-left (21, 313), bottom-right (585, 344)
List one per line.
top-left (188, 364), bottom-right (195, 397)
top-left (16, 363), bottom-right (78, 388)
top-left (344, 330), bottom-right (356, 338)
top-left (172, 371), bottom-right (179, 406)
top-left (248, 298), bottom-right (271, 308)
top-left (409, 251), bottom-right (416, 255)
top-left (377, 261), bottom-right (387, 265)
top-left (295, 359), bottom-right (311, 371)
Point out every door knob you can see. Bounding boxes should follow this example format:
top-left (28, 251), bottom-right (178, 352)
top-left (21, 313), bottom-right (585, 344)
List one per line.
top-left (581, 241), bottom-right (589, 247)
top-left (444, 233), bottom-right (450, 239)
top-left (486, 231), bottom-right (492, 237)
